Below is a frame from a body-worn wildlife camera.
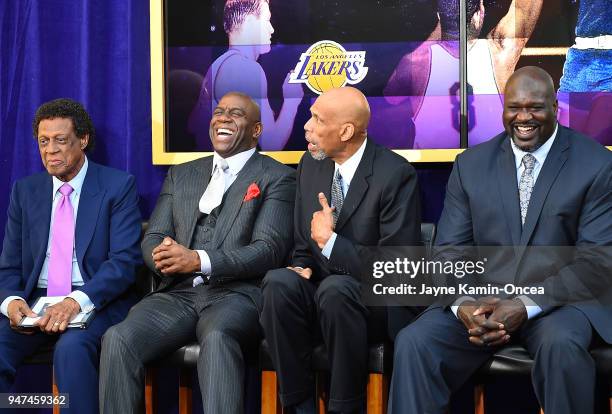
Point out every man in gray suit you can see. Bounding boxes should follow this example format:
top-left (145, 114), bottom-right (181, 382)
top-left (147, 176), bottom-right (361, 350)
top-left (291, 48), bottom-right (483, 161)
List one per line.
top-left (99, 92), bottom-right (295, 414)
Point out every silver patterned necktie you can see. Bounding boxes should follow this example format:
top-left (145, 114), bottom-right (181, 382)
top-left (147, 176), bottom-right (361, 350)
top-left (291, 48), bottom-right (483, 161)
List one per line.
top-left (331, 169), bottom-right (344, 225)
top-left (199, 158), bottom-right (229, 214)
top-left (519, 153), bottom-right (536, 225)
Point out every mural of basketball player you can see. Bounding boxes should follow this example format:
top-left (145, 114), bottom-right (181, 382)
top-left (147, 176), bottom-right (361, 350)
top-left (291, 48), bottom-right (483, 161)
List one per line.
top-left (188, 0), bottom-right (304, 150)
top-left (557, 0), bottom-right (612, 145)
top-left (384, 0), bottom-right (543, 148)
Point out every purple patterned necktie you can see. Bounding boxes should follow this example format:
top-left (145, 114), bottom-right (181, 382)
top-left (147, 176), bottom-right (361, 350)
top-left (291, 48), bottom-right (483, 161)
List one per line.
top-left (47, 183), bottom-right (74, 296)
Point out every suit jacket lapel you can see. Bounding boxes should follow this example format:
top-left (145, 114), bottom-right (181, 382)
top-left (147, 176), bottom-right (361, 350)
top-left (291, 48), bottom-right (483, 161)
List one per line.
top-left (30, 176), bottom-right (53, 284)
top-left (335, 139), bottom-right (373, 232)
top-left (519, 129), bottom-right (570, 245)
top-left (317, 159), bottom-right (335, 203)
top-left (75, 162), bottom-right (104, 274)
top-left (496, 137), bottom-right (522, 246)
top-left (184, 157), bottom-right (213, 246)
top-left (213, 152), bottom-right (262, 248)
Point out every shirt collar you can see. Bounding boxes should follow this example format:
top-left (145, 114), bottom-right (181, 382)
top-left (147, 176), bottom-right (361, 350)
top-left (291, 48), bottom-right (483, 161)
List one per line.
top-left (52, 156), bottom-right (88, 198)
top-left (213, 148), bottom-right (256, 176)
top-left (334, 139), bottom-right (367, 185)
top-left (510, 124), bottom-right (558, 170)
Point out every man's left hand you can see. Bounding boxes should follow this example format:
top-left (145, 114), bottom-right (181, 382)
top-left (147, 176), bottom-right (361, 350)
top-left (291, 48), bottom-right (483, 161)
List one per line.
top-left (311, 193), bottom-right (335, 249)
top-left (152, 237), bottom-right (201, 275)
top-left (485, 298), bottom-right (527, 334)
top-left (36, 298), bottom-right (81, 334)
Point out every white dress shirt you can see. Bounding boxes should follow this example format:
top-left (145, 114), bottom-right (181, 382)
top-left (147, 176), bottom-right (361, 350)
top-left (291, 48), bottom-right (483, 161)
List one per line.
top-left (451, 125), bottom-right (559, 319)
top-left (321, 139), bottom-right (368, 259)
top-left (1, 157), bottom-right (95, 317)
top-left (194, 148), bottom-right (257, 285)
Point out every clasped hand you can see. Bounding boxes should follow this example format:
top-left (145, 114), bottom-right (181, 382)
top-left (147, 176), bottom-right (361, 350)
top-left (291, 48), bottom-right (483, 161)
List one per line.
top-left (152, 237), bottom-right (201, 275)
top-left (457, 297), bottom-right (527, 347)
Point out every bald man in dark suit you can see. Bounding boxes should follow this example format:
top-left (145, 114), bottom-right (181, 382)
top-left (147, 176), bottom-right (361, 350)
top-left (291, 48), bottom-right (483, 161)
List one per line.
top-left (261, 87), bottom-right (422, 414)
top-left (390, 67), bottom-right (612, 414)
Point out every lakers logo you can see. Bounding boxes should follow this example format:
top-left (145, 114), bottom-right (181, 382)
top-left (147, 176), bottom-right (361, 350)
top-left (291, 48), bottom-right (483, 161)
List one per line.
top-left (289, 40), bottom-right (368, 94)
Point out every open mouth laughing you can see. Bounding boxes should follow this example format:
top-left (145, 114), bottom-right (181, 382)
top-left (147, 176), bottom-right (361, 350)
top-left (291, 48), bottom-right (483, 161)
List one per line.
top-left (512, 123), bottom-right (539, 139)
top-left (215, 128), bottom-right (234, 139)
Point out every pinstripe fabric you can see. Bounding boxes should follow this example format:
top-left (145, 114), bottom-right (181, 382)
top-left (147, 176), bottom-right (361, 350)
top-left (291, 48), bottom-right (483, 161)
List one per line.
top-left (100, 152), bottom-right (295, 414)
top-left (142, 152), bottom-right (296, 301)
top-left (99, 287), bottom-right (259, 414)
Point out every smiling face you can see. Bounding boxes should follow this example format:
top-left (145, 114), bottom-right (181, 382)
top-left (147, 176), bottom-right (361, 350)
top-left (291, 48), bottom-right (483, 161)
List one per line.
top-left (209, 93), bottom-right (262, 158)
top-left (37, 117), bottom-right (88, 182)
top-left (503, 71), bottom-right (558, 152)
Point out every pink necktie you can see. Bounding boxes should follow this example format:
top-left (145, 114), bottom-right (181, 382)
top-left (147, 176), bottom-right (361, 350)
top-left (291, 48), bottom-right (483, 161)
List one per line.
top-left (47, 183), bottom-right (74, 296)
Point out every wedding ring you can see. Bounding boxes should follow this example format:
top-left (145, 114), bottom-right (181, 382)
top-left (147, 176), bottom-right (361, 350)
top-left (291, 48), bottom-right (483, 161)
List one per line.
top-left (54, 322), bottom-right (60, 326)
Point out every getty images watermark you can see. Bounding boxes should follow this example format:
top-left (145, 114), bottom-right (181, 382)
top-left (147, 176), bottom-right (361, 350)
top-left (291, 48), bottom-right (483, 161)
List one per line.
top-left (371, 257), bottom-right (544, 296)
top-left (358, 246), bottom-right (612, 307)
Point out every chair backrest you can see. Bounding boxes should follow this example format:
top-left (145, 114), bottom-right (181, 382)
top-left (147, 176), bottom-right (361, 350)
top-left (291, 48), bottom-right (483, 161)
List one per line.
top-left (420, 222), bottom-right (436, 258)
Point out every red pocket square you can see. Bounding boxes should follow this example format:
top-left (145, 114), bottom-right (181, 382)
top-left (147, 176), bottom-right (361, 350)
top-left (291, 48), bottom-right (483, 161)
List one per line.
top-left (243, 183), bottom-right (261, 201)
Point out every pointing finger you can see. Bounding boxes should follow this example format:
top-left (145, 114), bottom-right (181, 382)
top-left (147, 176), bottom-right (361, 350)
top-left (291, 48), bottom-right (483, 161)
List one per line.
top-left (318, 193), bottom-right (332, 211)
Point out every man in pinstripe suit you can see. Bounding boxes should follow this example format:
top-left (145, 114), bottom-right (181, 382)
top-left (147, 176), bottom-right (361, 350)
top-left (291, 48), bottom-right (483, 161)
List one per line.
top-left (99, 92), bottom-right (295, 414)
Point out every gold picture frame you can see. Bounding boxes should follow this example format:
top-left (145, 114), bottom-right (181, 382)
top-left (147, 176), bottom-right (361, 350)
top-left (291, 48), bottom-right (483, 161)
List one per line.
top-left (149, 0), bottom-right (463, 165)
top-left (150, 0), bottom-right (610, 165)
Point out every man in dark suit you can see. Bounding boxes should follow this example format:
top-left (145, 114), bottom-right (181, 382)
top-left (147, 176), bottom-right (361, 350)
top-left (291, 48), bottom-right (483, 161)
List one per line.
top-left (389, 67), bottom-right (612, 414)
top-left (0, 98), bottom-right (142, 413)
top-left (261, 87), bottom-right (421, 413)
top-left (99, 92), bottom-right (295, 414)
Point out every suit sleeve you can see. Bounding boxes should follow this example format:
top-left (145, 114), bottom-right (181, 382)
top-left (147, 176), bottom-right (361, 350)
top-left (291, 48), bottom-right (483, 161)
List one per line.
top-left (206, 170), bottom-right (296, 282)
top-left (327, 162), bottom-right (422, 278)
top-left (291, 157), bottom-right (317, 270)
top-left (0, 181), bottom-right (27, 304)
top-left (141, 167), bottom-right (177, 279)
top-left (435, 156), bottom-right (474, 247)
top-left (78, 175), bottom-right (142, 310)
top-left (537, 159), bottom-right (612, 305)
top-left (430, 157), bottom-right (476, 307)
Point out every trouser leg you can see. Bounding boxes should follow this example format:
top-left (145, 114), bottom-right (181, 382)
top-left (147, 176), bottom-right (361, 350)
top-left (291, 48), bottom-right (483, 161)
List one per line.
top-left (99, 292), bottom-right (199, 414)
top-left (260, 268), bottom-right (317, 407)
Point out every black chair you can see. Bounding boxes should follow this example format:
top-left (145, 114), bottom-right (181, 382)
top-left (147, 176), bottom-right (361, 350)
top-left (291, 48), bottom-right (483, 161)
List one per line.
top-left (473, 342), bottom-right (612, 414)
top-left (260, 222), bottom-right (436, 414)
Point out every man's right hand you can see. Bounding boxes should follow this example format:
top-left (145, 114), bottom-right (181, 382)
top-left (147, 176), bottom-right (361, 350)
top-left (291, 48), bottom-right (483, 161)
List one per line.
top-left (152, 237), bottom-right (201, 275)
top-left (7, 299), bottom-right (37, 334)
top-left (457, 298), bottom-right (508, 347)
top-left (287, 266), bottom-right (312, 280)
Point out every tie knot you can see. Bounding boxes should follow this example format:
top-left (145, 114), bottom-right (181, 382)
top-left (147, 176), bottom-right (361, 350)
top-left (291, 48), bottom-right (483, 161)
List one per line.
top-left (216, 158), bottom-right (229, 172)
top-left (59, 183), bottom-right (73, 197)
top-left (334, 169), bottom-right (342, 182)
top-left (522, 154), bottom-right (536, 171)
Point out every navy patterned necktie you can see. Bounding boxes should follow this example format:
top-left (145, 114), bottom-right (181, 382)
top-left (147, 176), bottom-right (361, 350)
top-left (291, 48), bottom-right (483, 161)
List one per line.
top-left (519, 153), bottom-right (536, 225)
top-left (331, 169), bottom-right (344, 225)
